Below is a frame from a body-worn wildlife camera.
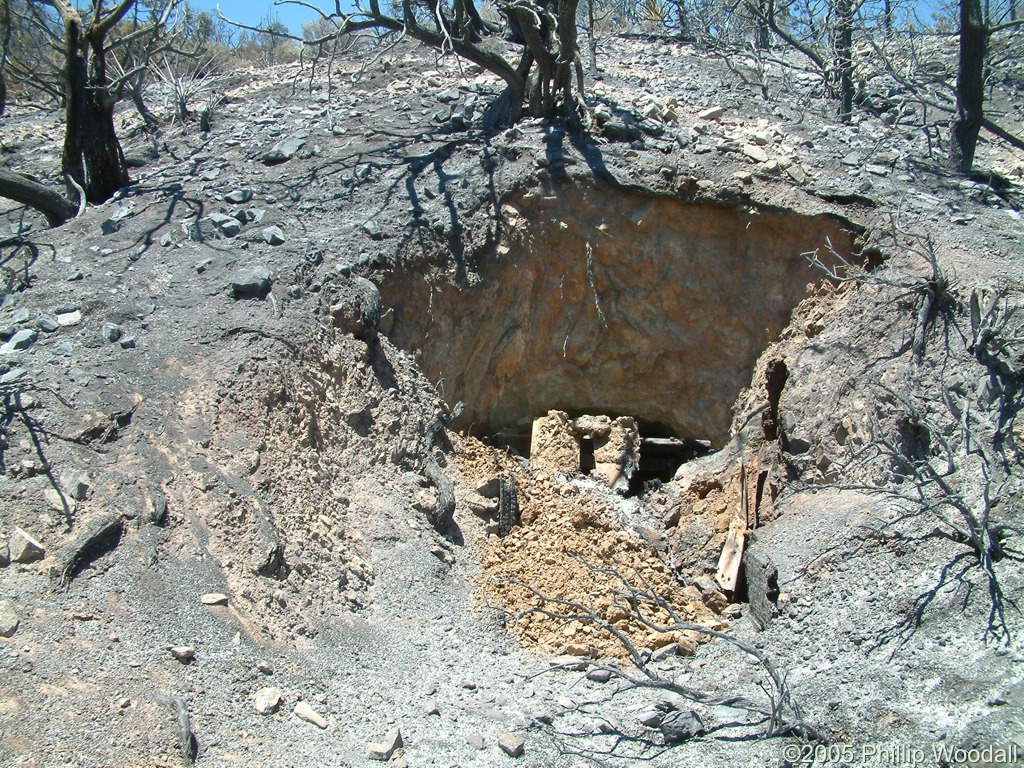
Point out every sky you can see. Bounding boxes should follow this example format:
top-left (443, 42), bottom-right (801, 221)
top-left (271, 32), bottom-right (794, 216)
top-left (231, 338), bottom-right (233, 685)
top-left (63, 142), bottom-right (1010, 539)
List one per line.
top-left (199, 0), bottom-right (354, 34)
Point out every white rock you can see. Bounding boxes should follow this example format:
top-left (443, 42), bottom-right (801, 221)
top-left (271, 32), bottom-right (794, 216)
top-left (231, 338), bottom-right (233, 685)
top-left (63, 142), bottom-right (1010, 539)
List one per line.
top-left (254, 686), bottom-right (283, 715)
top-left (9, 527), bottom-right (45, 563)
top-left (294, 701), bottom-right (328, 729)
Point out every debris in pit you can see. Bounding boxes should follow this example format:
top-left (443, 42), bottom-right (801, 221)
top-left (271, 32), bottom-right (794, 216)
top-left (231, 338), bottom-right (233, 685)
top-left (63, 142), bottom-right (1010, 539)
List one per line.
top-left (529, 410), bottom-right (639, 492)
top-left (456, 434), bottom-right (726, 659)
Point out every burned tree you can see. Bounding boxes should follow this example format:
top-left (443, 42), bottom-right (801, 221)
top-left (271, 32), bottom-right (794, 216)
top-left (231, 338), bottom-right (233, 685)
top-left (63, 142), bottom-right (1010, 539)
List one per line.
top-left (950, 0), bottom-right (1024, 172)
top-left (42, 0), bottom-right (138, 203)
top-left (229, 0), bottom-right (586, 127)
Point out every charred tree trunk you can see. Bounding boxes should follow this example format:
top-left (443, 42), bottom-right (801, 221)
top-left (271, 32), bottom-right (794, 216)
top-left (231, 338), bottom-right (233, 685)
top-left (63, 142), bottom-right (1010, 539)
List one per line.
top-left (951, 0), bottom-right (987, 174)
top-left (60, 12), bottom-right (131, 204)
top-left (756, 0), bottom-right (771, 49)
top-left (834, 0), bottom-right (854, 122)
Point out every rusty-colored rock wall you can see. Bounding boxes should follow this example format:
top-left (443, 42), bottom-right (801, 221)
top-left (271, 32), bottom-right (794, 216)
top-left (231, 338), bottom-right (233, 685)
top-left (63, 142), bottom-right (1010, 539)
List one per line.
top-left (381, 182), bottom-right (856, 445)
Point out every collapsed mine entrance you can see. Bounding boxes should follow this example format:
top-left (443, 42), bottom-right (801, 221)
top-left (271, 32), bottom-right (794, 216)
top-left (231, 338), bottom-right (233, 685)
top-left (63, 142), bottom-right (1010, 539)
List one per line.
top-left (380, 181), bottom-right (857, 484)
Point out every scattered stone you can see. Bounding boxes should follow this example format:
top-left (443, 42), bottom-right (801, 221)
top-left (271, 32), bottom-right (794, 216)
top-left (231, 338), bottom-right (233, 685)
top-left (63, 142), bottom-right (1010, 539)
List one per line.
top-left (200, 593), bottom-right (229, 606)
top-left (169, 646), bottom-right (195, 663)
top-left (361, 220), bottom-right (383, 240)
top-left (1, 328), bottom-right (38, 353)
top-left (0, 368), bottom-right (26, 384)
top-left (675, 637), bottom-right (699, 656)
top-left (43, 486), bottom-right (75, 513)
top-left (0, 600), bottom-right (19, 637)
top-left (253, 686), bottom-right (283, 715)
top-left (587, 668), bottom-right (613, 683)
top-left (638, 709), bottom-right (664, 728)
top-left (117, 697), bottom-right (131, 709)
top-left (257, 660), bottom-right (274, 675)
top-left (660, 710), bottom-right (704, 743)
top-left (0, 540), bottom-right (8, 567)
top-left (549, 655), bottom-right (588, 671)
top-left (56, 310), bottom-right (82, 327)
top-left (9, 527), bottom-right (45, 563)
top-left (262, 226), bottom-right (286, 246)
top-left (101, 323), bottom-right (123, 343)
top-left (61, 471), bottom-right (91, 501)
top-left (195, 258), bottom-right (213, 273)
top-left (786, 165), bottom-right (807, 184)
top-left (699, 106), bottom-right (724, 121)
top-left (465, 733), bottom-right (486, 750)
top-left (424, 699), bottom-right (440, 715)
top-left (742, 144), bottom-right (769, 163)
top-left (36, 315), bottom-right (59, 333)
top-left (367, 728), bottom-right (403, 760)
top-left (840, 151), bottom-right (863, 166)
top-left (294, 701), bottom-right (328, 729)
top-left (262, 135), bottom-right (307, 165)
top-left (231, 266), bottom-right (271, 298)
top-left (203, 212), bottom-right (241, 238)
top-left (498, 732), bottom-right (525, 757)
top-left (461, 678), bottom-right (478, 690)
top-left (225, 188), bottom-right (253, 204)
top-left (119, 336), bottom-right (136, 350)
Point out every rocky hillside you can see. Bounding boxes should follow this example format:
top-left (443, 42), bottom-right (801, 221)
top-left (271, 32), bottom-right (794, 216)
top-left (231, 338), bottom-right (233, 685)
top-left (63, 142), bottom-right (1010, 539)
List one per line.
top-left (0, 34), bottom-right (1022, 767)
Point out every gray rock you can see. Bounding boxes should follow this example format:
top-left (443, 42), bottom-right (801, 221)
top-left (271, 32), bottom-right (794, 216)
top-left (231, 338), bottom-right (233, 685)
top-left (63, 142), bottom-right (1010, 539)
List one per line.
top-left (225, 188), bottom-right (253, 204)
top-left (120, 336), bottom-right (137, 350)
top-left (262, 135), bottom-right (306, 165)
top-left (60, 471), bottom-right (91, 501)
top-left (368, 728), bottom-right (403, 760)
top-left (101, 323), bottom-right (123, 343)
top-left (36, 315), bottom-right (59, 332)
top-left (361, 220), bottom-right (383, 240)
top-left (9, 527), bottom-right (45, 563)
top-left (498, 732), bottom-right (525, 757)
top-left (660, 710), bottom-right (704, 743)
top-left (638, 709), bottom-right (664, 728)
top-left (262, 226), bottom-right (286, 246)
top-left (0, 368), bottom-right (26, 384)
top-left (253, 686), bottom-right (283, 715)
top-left (231, 266), bottom-right (271, 299)
top-left (0, 600), bottom-right (18, 637)
top-left (204, 212), bottom-right (241, 238)
top-left (1, 328), bottom-right (38, 353)
top-left (465, 733), bottom-right (486, 750)
top-left (586, 668), bottom-right (613, 683)
top-left (0, 540), bottom-right (8, 567)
